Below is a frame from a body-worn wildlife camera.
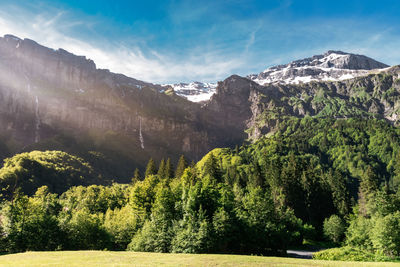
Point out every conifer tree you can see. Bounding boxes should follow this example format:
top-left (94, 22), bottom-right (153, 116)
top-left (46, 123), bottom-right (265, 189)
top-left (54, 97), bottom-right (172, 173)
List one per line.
top-left (165, 158), bottom-right (173, 179)
top-left (132, 168), bottom-right (141, 184)
top-left (203, 153), bottom-right (221, 182)
top-left (145, 158), bottom-right (157, 177)
top-left (158, 159), bottom-right (166, 178)
top-left (190, 160), bottom-right (196, 168)
top-left (175, 155), bottom-right (188, 179)
top-left (358, 166), bottom-right (379, 216)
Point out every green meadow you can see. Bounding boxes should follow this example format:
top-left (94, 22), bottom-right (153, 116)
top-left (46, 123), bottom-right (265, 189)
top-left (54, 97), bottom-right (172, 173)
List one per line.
top-left (0, 251), bottom-right (399, 267)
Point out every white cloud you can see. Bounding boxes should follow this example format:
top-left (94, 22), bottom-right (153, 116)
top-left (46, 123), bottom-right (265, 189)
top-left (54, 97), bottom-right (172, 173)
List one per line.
top-left (1, 4), bottom-right (399, 85)
top-left (0, 8), bottom-right (245, 83)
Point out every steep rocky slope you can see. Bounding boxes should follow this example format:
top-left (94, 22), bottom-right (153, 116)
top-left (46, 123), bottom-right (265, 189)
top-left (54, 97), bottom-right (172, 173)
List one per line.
top-left (0, 35), bottom-right (220, 180)
top-left (208, 67), bottom-right (400, 141)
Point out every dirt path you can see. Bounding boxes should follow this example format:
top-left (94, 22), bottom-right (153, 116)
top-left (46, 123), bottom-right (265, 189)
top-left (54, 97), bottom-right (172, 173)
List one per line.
top-left (286, 250), bottom-right (315, 259)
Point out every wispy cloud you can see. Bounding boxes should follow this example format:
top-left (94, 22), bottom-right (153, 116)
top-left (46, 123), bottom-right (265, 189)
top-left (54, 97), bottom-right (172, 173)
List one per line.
top-left (1, 2), bottom-right (400, 85)
top-left (0, 6), bottom-right (246, 83)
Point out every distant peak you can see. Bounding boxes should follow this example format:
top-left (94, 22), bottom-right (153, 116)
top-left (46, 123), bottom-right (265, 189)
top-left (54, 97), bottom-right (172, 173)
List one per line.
top-left (324, 50), bottom-right (348, 56)
top-left (3, 34), bottom-right (21, 42)
top-left (249, 50), bottom-right (389, 85)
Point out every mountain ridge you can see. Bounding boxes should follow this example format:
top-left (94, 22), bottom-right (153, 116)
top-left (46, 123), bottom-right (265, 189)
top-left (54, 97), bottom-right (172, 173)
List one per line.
top-left (248, 50), bottom-right (389, 85)
top-left (167, 50), bottom-right (389, 101)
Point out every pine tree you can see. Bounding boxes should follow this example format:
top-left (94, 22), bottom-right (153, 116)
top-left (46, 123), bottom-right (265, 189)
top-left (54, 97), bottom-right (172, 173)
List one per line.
top-left (203, 153), bottom-right (221, 182)
top-left (358, 165), bottom-right (379, 216)
top-left (190, 160), bottom-right (196, 168)
top-left (158, 159), bottom-right (166, 177)
top-left (145, 158), bottom-right (157, 177)
top-left (360, 166), bottom-right (379, 195)
top-left (175, 155), bottom-right (188, 179)
top-left (165, 158), bottom-right (173, 179)
top-left (132, 168), bottom-right (141, 184)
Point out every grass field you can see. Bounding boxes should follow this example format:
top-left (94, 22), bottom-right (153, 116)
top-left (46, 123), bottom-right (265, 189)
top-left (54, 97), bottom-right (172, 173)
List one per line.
top-left (0, 251), bottom-right (399, 267)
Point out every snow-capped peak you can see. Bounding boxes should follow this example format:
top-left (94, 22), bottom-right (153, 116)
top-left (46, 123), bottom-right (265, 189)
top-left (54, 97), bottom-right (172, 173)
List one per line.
top-left (249, 51), bottom-right (389, 85)
top-left (166, 51), bottom-right (389, 103)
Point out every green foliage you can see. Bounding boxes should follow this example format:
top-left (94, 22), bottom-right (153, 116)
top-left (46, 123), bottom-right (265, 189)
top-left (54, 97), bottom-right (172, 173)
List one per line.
top-left (129, 175), bottom-right (159, 216)
top-left (104, 205), bottom-right (139, 250)
top-left (1, 187), bottom-right (65, 252)
top-left (2, 117), bottom-right (400, 260)
top-left (171, 209), bottom-right (213, 253)
top-left (175, 155), bottom-right (188, 179)
top-left (344, 187), bottom-right (400, 259)
top-left (128, 186), bottom-right (175, 252)
top-left (64, 208), bottom-right (111, 250)
top-left (0, 151), bottom-right (100, 198)
top-left (157, 159), bottom-right (165, 177)
top-left (345, 215), bottom-right (373, 250)
top-left (323, 215), bottom-right (345, 243)
top-left (145, 158), bottom-right (157, 177)
top-left (60, 184), bottom-right (129, 214)
top-left (370, 212), bottom-right (400, 257)
top-left (165, 158), bottom-right (173, 180)
top-left (156, 158), bottom-right (173, 180)
top-left (313, 246), bottom-right (394, 262)
top-left (132, 168), bottom-right (140, 184)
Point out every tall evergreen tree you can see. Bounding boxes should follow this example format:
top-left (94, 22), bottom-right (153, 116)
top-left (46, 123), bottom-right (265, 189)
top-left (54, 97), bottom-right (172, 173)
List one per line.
top-left (165, 158), bottom-right (173, 179)
top-left (158, 159), bottom-right (166, 177)
top-left (358, 166), bottom-right (379, 216)
top-left (145, 158), bottom-right (157, 177)
top-left (132, 168), bottom-right (141, 184)
top-left (203, 153), bottom-right (221, 182)
top-left (175, 155), bottom-right (188, 179)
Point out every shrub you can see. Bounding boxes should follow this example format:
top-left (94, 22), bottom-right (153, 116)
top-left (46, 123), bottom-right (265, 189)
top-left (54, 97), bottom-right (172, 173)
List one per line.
top-left (313, 246), bottom-right (393, 261)
top-left (370, 211), bottom-right (400, 257)
top-left (323, 215), bottom-right (345, 243)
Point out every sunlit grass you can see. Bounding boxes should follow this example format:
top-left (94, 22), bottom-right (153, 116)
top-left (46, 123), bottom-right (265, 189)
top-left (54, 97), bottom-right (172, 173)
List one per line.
top-left (0, 251), bottom-right (399, 267)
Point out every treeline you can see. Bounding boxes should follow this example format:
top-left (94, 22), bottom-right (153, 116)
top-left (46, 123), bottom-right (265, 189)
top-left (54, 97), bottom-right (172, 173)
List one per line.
top-left (1, 117), bottom-right (400, 260)
top-left (0, 155), bottom-right (303, 254)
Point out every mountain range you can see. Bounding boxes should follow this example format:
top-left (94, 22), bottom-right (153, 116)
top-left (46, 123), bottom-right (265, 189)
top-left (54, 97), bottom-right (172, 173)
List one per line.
top-left (0, 34), bottom-right (398, 182)
top-left (169, 50), bottom-right (389, 102)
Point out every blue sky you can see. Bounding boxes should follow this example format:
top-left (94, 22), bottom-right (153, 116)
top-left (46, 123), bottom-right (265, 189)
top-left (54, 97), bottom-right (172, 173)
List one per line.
top-left (0, 0), bottom-right (399, 83)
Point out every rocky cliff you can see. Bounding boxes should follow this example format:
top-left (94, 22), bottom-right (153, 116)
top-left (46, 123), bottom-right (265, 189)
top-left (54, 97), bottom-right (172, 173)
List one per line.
top-left (0, 35), bottom-right (220, 180)
top-left (209, 66), bottom-right (400, 141)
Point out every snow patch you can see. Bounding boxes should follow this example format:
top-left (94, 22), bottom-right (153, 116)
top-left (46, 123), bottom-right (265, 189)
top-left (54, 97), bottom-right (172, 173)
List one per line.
top-left (166, 82), bottom-right (217, 102)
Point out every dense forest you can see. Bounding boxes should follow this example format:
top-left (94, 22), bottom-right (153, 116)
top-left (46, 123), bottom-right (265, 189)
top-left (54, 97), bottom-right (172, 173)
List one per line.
top-left (0, 117), bottom-right (400, 261)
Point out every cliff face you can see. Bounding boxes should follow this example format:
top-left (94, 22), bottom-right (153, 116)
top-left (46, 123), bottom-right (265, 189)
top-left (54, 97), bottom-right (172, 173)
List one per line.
top-left (0, 35), bottom-right (216, 179)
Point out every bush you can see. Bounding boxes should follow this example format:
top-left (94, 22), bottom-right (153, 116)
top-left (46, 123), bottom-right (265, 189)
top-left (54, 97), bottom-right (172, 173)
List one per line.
top-left (370, 211), bottom-right (400, 257)
top-left (323, 215), bottom-right (345, 243)
top-left (313, 246), bottom-right (394, 261)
